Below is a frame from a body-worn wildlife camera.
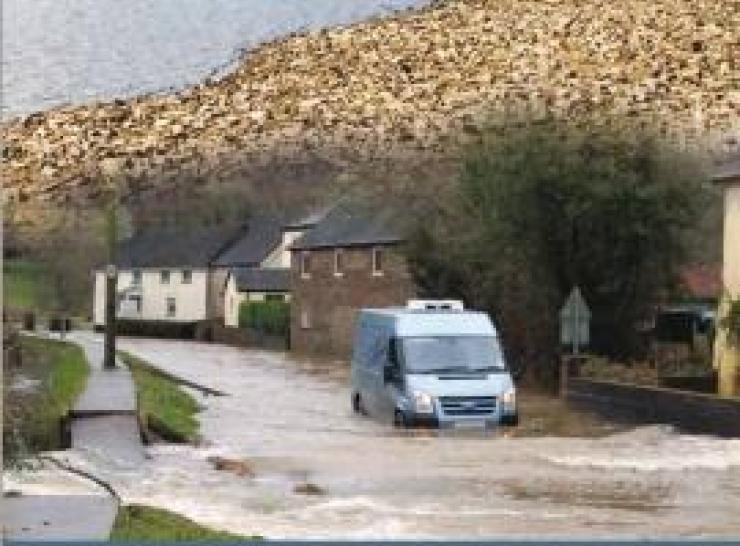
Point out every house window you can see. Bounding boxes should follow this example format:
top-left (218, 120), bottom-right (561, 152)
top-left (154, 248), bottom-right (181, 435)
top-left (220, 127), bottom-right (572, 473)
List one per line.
top-left (129, 295), bottom-right (142, 313)
top-left (372, 247), bottom-right (384, 276)
top-left (300, 309), bottom-right (311, 329)
top-left (182, 269), bottom-right (192, 284)
top-left (166, 297), bottom-right (176, 318)
top-left (334, 249), bottom-right (344, 277)
top-left (160, 270), bottom-right (170, 284)
top-left (132, 270), bottom-right (142, 285)
top-left (265, 294), bottom-right (285, 302)
top-left (300, 252), bottom-right (311, 279)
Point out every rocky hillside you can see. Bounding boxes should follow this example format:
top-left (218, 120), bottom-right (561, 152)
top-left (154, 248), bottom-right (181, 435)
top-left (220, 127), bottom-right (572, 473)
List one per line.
top-left (2, 0), bottom-right (738, 205)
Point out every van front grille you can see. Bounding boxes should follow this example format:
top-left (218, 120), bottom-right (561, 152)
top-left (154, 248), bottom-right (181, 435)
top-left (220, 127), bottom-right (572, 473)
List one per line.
top-left (439, 396), bottom-right (496, 416)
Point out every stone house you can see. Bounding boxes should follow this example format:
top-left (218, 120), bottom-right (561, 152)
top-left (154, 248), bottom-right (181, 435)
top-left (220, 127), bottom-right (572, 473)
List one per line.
top-left (713, 157), bottom-right (740, 396)
top-left (289, 202), bottom-right (416, 357)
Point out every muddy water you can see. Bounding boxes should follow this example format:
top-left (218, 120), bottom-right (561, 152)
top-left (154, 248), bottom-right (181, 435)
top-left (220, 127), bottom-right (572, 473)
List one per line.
top-left (32, 336), bottom-right (740, 538)
top-left (1, 0), bottom-right (426, 118)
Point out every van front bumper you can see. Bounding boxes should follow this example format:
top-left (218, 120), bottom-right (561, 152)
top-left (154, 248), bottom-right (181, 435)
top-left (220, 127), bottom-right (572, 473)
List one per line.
top-left (404, 414), bottom-right (440, 428)
top-left (403, 411), bottom-right (516, 428)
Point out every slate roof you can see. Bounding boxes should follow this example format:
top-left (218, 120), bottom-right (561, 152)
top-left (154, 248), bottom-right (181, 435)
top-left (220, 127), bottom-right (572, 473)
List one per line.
top-left (712, 156), bottom-right (740, 183)
top-left (231, 267), bottom-right (291, 292)
top-left (290, 200), bottom-right (405, 250)
top-left (213, 214), bottom-right (285, 267)
top-left (116, 224), bottom-right (246, 268)
top-left (283, 204), bottom-right (334, 230)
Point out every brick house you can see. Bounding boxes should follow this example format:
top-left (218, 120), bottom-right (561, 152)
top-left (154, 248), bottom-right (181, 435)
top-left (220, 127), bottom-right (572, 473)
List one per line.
top-left (289, 202), bottom-right (416, 357)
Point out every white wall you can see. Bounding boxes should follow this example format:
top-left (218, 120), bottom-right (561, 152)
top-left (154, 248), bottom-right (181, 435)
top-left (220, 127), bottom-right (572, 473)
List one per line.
top-left (724, 185), bottom-right (740, 297)
top-left (93, 267), bottom-right (209, 325)
top-left (224, 273), bottom-right (247, 328)
top-left (261, 230), bottom-right (304, 268)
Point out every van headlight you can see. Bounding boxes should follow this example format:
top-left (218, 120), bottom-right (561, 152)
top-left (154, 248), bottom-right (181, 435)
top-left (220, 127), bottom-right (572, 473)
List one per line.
top-left (502, 387), bottom-right (516, 410)
top-left (413, 391), bottom-right (435, 414)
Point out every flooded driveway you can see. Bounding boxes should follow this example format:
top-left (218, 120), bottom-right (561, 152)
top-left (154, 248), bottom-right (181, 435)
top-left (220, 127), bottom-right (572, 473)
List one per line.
top-left (36, 335), bottom-right (740, 538)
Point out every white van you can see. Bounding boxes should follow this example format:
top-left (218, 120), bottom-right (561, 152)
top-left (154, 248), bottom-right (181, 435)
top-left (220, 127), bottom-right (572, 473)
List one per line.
top-left (350, 300), bottom-right (518, 428)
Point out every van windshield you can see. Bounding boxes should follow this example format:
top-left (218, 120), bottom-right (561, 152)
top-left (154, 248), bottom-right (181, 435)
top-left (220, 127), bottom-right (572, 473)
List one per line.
top-left (399, 336), bottom-right (505, 374)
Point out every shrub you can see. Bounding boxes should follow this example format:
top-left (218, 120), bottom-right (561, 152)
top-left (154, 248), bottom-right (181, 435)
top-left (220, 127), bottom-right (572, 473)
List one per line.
top-left (721, 296), bottom-right (740, 346)
top-left (238, 301), bottom-right (290, 336)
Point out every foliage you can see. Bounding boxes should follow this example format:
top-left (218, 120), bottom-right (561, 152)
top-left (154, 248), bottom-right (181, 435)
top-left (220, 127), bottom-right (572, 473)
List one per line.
top-left (111, 504), bottom-right (257, 541)
top-left (239, 300), bottom-right (290, 336)
top-left (720, 296), bottom-right (740, 346)
top-left (2, 260), bottom-right (52, 311)
top-left (580, 356), bottom-right (658, 386)
top-left (404, 118), bottom-right (705, 379)
top-left (3, 335), bottom-right (89, 465)
top-left (13, 206), bottom-right (108, 318)
top-left (120, 352), bottom-right (200, 443)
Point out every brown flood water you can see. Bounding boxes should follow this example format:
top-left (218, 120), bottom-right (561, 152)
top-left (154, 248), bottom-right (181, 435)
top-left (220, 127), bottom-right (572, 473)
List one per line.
top-left (15, 333), bottom-right (740, 539)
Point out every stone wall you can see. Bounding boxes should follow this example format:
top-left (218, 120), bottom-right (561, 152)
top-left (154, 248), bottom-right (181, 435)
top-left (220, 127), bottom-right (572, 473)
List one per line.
top-left (94, 319), bottom-right (212, 340)
top-left (290, 245), bottom-right (416, 358)
top-left (565, 377), bottom-right (740, 437)
top-left (211, 324), bottom-right (289, 352)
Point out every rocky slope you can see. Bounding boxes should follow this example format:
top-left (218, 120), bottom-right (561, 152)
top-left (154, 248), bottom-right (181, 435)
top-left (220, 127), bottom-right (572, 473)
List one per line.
top-left (2, 0), bottom-right (738, 205)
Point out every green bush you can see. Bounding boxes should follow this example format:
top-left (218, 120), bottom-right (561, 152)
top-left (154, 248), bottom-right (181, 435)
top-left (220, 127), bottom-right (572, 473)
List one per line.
top-left (721, 296), bottom-right (740, 346)
top-left (238, 301), bottom-right (290, 336)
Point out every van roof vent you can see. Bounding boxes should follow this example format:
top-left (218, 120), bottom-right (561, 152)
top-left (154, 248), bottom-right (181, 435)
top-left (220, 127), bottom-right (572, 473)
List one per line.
top-left (407, 299), bottom-right (464, 311)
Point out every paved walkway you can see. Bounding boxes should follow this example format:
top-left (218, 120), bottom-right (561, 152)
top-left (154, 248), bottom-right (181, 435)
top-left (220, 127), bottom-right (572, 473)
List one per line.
top-left (3, 331), bottom-right (143, 541)
top-left (68, 331), bottom-right (144, 463)
top-left (72, 335), bottom-right (136, 415)
top-left (3, 494), bottom-right (119, 541)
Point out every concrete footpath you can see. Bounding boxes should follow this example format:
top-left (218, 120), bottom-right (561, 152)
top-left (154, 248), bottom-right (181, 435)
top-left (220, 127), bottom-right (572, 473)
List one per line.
top-left (3, 331), bottom-right (142, 541)
top-left (69, 332), bottom-right (143, 463)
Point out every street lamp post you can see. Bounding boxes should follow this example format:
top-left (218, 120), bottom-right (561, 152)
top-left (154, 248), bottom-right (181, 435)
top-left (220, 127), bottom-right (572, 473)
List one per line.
top-left (104, 263), bottom-right (117, 369)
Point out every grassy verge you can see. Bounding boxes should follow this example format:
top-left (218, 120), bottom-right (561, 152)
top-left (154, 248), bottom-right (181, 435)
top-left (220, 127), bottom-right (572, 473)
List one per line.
top-left (111, 504), bottom-right (257, 541)
top-left (3, 335), bottom-right (89, 463)
top-left (119, 352), bottom-right (200, 443)
top-left (3, 259), bottom-right (51, 311)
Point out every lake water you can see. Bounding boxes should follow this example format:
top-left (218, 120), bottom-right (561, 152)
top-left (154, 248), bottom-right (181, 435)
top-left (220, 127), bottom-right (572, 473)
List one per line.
top-left (1, 0), bottom-right (426, 119)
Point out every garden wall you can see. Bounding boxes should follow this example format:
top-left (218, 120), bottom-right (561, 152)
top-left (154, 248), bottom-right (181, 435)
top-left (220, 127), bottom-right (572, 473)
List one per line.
top-left (94, 319), bottom-right (213, 340)
top-left (211, 324), bottom-right (289, 352)
top-left (565, 377), bottom-right (740, 437)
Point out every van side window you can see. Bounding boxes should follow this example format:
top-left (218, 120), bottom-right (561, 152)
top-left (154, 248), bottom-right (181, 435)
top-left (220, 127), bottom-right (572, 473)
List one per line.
top-left (388, 337), bottom-right (399, 365)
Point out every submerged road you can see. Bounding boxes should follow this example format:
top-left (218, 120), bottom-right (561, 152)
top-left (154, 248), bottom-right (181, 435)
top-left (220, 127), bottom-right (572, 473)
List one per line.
top-left (41, 335), bottom-right (740, 538)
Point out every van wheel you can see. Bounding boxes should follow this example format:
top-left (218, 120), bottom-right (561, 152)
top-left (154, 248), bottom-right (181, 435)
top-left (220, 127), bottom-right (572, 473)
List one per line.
top-left (352, 393), bottom-right (365, 415)
top-left (393, 410), bottom-right (409, 428)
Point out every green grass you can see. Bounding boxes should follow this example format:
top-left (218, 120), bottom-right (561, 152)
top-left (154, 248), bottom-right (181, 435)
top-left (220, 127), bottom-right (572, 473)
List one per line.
top-left (111, 504), bottom-right (257, 541)
top-left (3, 335), bottom-right (89, 462)
top-left (3, 259), bottom-right (52, 311)
top-left (119, 352), bottom-right (200, 443)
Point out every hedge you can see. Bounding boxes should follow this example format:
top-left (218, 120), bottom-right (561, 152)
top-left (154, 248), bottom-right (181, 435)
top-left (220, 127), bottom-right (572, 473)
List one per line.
top-left (238, 301), bottom-right (290, 336)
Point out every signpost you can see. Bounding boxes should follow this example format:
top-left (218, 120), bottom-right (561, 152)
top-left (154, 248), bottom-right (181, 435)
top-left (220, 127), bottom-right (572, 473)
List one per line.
top-left (559, 287), bottom-right (591, 396)
top-left (560, 286), bottom-right (591, 355)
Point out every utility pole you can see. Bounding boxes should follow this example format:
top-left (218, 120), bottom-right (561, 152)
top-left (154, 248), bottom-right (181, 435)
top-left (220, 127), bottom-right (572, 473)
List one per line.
top-left (103, 199), bottom-right (118, 370)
